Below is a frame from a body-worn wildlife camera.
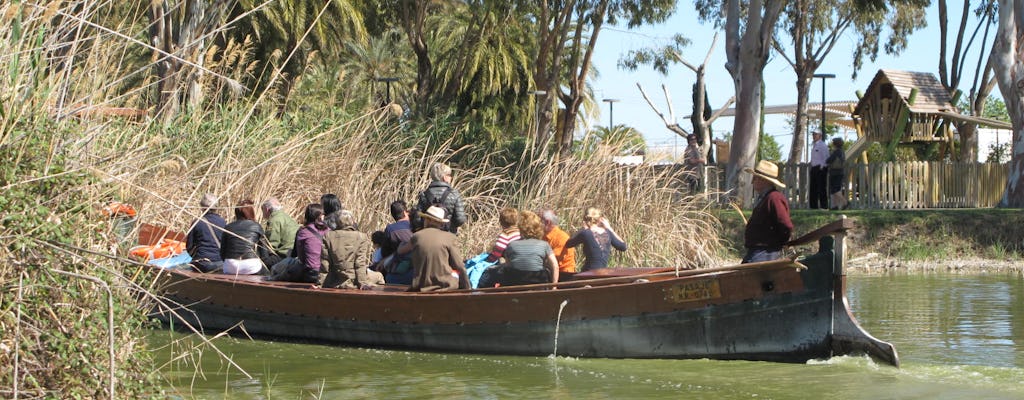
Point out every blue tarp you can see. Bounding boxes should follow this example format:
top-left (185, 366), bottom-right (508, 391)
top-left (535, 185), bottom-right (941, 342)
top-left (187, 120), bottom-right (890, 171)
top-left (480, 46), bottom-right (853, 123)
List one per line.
top-left (464, 252), bottom-right (496, 289)
top-left (147, 252), bottom-right (192, 269)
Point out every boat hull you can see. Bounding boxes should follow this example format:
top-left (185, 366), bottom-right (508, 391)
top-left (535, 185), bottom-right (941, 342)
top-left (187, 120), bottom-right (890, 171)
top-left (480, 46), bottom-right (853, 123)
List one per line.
top-left (141, 222), bottom-right (897, 365)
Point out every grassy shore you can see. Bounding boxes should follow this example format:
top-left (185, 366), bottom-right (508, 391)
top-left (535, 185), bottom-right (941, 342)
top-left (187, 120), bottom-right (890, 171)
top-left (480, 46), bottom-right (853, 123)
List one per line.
top-left (717, 208), bottom-right (1024, 273)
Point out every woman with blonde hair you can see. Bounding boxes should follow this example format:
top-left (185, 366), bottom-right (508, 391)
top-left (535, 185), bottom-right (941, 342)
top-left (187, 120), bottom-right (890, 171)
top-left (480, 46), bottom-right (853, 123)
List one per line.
top-left (565, 207), bottom-right (627, 272)
top-left (481, 210), bottom-right (559, 287)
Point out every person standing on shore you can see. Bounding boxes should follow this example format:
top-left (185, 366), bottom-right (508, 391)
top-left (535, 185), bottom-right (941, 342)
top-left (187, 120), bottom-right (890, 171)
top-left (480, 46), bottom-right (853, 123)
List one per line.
top-left (742, 161), bottom-right (794, 264)
top-left (809, 130), bottom-right (829, 209)
top-left (827, 137), bottom-right (848, 210)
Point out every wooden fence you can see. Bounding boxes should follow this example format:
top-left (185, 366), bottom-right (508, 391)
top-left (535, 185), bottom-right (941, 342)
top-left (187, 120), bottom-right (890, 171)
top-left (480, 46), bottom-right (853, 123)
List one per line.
top-left (699, 162), bottom-right (1009, 209)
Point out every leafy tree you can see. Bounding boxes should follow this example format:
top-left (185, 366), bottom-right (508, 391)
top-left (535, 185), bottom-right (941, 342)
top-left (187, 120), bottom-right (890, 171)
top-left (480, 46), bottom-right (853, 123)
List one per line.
top-left (530, 0), bottom-right (677, 158)
top-left (759, 133), bottom-right (784, 162)
top-left (986, 142), bottom-right (1011, 163)
top-left (937, 0), bottom-right (998, 161)
top-left (231, 0), bottom-right (368, 112)
top-left (775, 0), bottom-right (927, 164)
top-left (575, 124), bottom-right (647, 158)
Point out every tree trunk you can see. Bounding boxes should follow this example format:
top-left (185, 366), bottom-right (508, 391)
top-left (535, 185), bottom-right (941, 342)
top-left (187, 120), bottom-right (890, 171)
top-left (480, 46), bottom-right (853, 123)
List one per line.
top-left (723, 0), bottom-right (783, 206)
top-left (789, 75), bottom-right (811, 164)
top-left (727, 65), bottom-right (764, 205)
top-left (149, 0), bottom-right (229, 121)
top-left (991, 0), bottom-right (1024, 207)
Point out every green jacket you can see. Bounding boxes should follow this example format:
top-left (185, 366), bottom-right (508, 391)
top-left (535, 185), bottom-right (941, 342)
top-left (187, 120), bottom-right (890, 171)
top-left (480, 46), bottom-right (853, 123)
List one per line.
top-left (264, 209), bottom-right (300, 257)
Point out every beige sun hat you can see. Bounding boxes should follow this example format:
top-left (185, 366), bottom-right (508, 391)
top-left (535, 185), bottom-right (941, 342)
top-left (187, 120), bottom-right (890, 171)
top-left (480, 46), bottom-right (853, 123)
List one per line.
top-left (421, 206), bottom-right (450, 223)
top-left (743, 160), bottom-right (787, 189)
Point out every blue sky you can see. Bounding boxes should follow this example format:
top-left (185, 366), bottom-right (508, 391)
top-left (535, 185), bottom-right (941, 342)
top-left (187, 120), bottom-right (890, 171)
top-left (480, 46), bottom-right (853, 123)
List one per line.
top-left (588, 2), bottom-right (992, 160)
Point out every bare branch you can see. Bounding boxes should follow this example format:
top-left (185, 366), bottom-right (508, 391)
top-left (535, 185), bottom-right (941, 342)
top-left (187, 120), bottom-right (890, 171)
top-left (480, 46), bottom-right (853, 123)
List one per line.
top-left (708, 96), bottom-right (737, 124)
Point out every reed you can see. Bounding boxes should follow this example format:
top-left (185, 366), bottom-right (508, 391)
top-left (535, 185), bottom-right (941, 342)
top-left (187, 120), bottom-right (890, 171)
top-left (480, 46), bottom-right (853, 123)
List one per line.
top-left (0, 1), bottom-right (723, 397)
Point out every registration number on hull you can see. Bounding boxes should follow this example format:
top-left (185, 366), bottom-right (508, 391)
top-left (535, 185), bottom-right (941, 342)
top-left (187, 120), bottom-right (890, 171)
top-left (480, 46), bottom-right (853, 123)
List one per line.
top-left (664, 279), bottom-right (721, 303)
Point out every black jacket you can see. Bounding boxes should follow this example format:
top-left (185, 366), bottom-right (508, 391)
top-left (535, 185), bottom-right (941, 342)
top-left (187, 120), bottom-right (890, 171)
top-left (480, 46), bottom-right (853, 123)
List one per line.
top-left (416, 181), bottom-right (467, 233)
top-left (220, 219), bottom-right (270, 260)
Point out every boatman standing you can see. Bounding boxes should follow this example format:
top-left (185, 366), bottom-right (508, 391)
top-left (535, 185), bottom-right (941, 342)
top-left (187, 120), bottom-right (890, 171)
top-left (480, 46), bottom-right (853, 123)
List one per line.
top-left (742, 160), bottom-right (794, 264)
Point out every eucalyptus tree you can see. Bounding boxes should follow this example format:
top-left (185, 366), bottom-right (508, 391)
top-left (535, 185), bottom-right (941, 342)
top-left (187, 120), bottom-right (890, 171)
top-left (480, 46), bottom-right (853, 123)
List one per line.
top-left (694, 0), bottom-right (785, 204)
top-left (775, 0), bottom-right (927, 164)
top-left (937, 0), bottom-right (998, 161)
top-left (990, 0), bottom-right (1024, 206)
top-left (529, 0), bottom-right (676, 158)
top-left (232, 0), bottom-right (368, 111)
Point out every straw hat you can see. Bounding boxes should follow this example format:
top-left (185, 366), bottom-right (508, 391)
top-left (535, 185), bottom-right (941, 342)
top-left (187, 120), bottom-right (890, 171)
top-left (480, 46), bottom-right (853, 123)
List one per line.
top-left (744, 160), bottom-right (786, 189)
top-left (421, 206), bottom-right (450, 224)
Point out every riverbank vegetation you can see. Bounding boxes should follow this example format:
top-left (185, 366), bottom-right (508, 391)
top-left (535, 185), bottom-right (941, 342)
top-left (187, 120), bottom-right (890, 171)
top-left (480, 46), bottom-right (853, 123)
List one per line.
top-left (0, 2), bottom-right (718, 397)
top-left (718, 209), bottom-right (1024, 269)
top-left (3, 1), bottom-right (1022, 397)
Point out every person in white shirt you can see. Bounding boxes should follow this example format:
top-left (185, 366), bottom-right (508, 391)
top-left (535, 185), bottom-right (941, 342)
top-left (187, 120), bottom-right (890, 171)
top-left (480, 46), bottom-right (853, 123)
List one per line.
top-left (808, 130), bottom-right (829, 209)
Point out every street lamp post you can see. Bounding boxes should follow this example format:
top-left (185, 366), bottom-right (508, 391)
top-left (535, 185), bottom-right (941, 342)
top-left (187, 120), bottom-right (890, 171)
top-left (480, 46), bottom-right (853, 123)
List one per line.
top-left (813, 73), bottom-right (835, 134)
top-left (603, 98), bottom-right (620, 128)
top-left (376, 77), bottom-right (399, 104)
top-left (811, 73), bottom-right (835, 162)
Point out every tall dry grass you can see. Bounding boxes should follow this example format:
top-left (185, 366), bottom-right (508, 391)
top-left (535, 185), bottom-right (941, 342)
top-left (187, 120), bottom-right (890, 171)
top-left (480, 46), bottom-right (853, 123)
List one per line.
top-left (0, 1), bottom-right (725, 398)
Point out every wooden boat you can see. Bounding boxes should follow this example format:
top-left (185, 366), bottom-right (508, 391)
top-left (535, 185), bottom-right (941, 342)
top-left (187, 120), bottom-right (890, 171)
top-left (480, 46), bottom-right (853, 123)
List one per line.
top-left (139, 217), bottom-right (898, 366)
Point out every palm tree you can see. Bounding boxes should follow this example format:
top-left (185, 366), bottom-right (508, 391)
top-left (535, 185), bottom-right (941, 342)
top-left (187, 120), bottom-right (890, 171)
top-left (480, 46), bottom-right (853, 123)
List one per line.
top-left (232, 0), bottom-right (368, 111)
top-left (576, 125), bottom-right (647, 158)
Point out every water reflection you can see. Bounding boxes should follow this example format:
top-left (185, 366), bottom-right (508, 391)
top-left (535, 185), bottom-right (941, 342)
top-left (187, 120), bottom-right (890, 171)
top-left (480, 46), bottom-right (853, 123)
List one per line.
top-left (153, 274), bottom-right (1024, 399)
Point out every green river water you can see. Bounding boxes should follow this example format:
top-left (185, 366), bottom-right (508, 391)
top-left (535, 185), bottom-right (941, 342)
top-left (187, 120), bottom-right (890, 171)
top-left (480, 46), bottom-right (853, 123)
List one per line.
top-left (151, 273), bottom-right (1024, 399)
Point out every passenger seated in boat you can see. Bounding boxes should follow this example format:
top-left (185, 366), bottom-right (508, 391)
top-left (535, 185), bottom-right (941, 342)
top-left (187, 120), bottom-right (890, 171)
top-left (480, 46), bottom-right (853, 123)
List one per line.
top-left (321, 211), bottom-right (385, 289)
top-left (408, 206), bottom-right (469, 292)
top-left (565, 207), bottom-right (627, 272)
top-left (479, 210), bottom-right (559, 287)
top-left (382, 200), bottom-right (415, 284)
top-left (220, 199), bottom-right (272, 275)
top-left (321, 193), bottom-right (344, 230)
top-left (274, 203), bottom-right (330, 283)
top-left (186, 193), bottom-right (226, 273)
top-left (539, 209), bottom-right (576, 279)
top-left (260, 197), bottom-right (299, 268)
top-left (741, 160), bottom-right (793, 263)
top-left (370, 230), bottom-right (386, 267)
top-left (485, 207), bottom-right (521, 263)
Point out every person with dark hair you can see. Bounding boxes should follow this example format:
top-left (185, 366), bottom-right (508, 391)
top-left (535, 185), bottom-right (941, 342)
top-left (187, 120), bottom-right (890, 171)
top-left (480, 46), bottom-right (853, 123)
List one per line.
top-left (742, 160), bottom-right (794, 264)
top-left (275, 203), bottom-right (329, 283)
top-left (408, 206), bottom-right (469, 292)
top-left (321, 211), bottom-right (385, 289)
top-left (809, 130), bottom-right (830, 209)
top-left (415, 163), bottom-right (467, 234)
top-left (383, 200), bottom-right (414, 284)
top-left (827, 137), bottom-right (849, 210)
top-left (370, 230), bottom-right (387, 267)
top-left (186, 193), bottom-right (226, 273)
top-left (565, 207), bottom-right (627, 272)
top-left (321, 193), bottom-right (344, 230)
top-left (480, 211), bottom-right (558, 288)
top-left (221, 199), bottom-right (271, 275)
